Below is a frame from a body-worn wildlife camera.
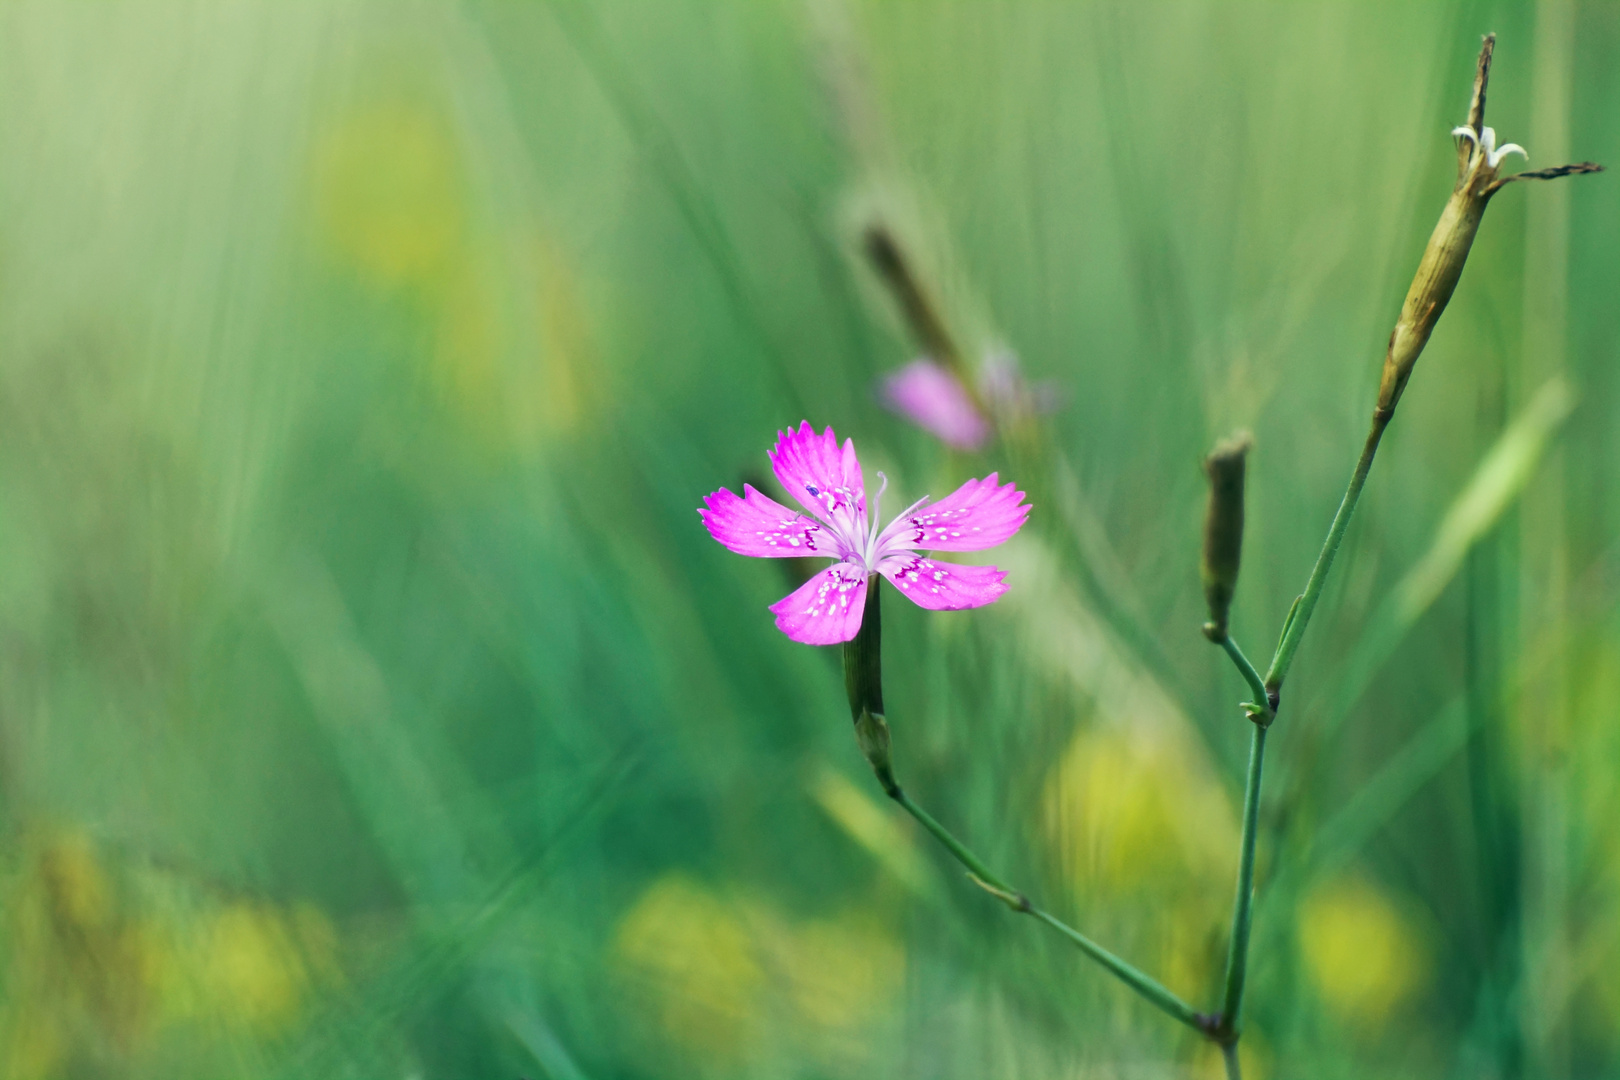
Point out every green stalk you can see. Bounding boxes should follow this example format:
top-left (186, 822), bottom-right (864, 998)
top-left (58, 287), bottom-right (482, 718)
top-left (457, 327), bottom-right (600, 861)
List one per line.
top-left (1202, 36), bottom-right (1597, 1072)
top-left (1202, 416), bottom-right (1384, 1058)
top-left (889, 787), bottom-right (1207, 1033)
top-left (887, 787), bottom-right (1010, 894)
top-left (1263, 414), bottom-right (1390, 699)
top-left (1219, 635), bottom-right (1270, 717)
top-left (844, 578), bottom-right (1208, 1035)
top-left (1216, 723), bottom-right (1268, 1044)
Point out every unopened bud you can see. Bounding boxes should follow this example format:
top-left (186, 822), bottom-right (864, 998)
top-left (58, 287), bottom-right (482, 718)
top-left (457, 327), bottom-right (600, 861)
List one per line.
top-left (1201, 432), bottom-right (1252, 641)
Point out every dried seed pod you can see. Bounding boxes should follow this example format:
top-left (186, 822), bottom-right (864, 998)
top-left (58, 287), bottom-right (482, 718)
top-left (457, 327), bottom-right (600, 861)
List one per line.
top-left (1376, 33), bottom-right (1601, 419)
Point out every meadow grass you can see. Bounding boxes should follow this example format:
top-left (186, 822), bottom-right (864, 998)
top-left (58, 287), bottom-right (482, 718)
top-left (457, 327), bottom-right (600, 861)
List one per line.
top-left (0, 2), bottom-right (1616, 1077)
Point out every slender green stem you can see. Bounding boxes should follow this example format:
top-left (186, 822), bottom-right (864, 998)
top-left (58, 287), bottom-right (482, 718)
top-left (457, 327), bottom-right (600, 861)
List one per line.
top-left (890, 787), bottom-right (1012, 894)
top-left (889, 786), bottom-right (1208, 1033)
top-left (1263, 414), bottom-right (1390, 697)
top-left (1217, 723), bottom-right (1268, 1040)
top-left (847, 580), bottom-right (1207, 1034)
top-left (1221, 1040), bottom-right (1242, 1080)
top-left (1211, 409), bottom-right (1387, 1047)
top-left (1218, 635), bottom-right (1270, 715)
top-left (1025, 907), bottom-right (1205, 1030)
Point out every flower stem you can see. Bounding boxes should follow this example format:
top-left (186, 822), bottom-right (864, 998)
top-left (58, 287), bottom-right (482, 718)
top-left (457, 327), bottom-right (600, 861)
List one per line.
top-left (1222, 1040), bottom-right (1242, 1080)
top-left (1263, 413), bottom-right (1391, 700)
top-left (845, 580), bottom-right (1207, 1035)
top-left (887, 786), bottom-right (1009, 893)
top-left (887, 785), bottom-right (1208, 1033)
top-left (1215, 721), bottom-right (1268, 1043)
top-left (1218, 635), bottom-right (1270, 718)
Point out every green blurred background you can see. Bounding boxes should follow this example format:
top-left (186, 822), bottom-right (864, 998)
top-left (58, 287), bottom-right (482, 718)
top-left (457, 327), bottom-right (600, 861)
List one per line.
top-left (0, 1), bottom-right (1616, 1077)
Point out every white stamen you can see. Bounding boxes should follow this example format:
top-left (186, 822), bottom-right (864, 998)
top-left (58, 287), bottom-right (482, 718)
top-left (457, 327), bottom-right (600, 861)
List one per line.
top-left (869, 471), bottom-right (889, 547)
top-left (1452, 123), bottom-right (1528, 170)
top-left (1490, 141), bottom-right (1527, 168)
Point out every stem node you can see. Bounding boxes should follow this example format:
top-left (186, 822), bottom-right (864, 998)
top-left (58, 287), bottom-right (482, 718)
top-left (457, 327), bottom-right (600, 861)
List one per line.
top-left (968, 874), bottom-right (1033, 913)
top-left (839, 579), bottom-right (1207, 1034)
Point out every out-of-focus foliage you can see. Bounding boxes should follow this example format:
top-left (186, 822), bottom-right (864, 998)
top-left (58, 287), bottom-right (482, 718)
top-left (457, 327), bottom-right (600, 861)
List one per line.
top-left (0, 2), bottom-right (1616, 1077)
top-left (1299, 873), bottom-right (1431, 1030)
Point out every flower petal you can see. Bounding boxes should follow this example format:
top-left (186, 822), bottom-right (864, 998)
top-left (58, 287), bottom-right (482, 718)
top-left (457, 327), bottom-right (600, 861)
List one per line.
top-left (875, 473), bottom-right (1030, 555)
top-left (768, 563), bottom-right (869, 644)
top-left (699, 484), bottom-right (829, 558)
top-left (880, 359), bottom-right (990, 451)
top-left (768, 421), bottom-right (866, 529)
top-left (1489, 141), bottom-right (1527, 168)
top-left (878, 554), bottom-right (1008, 611)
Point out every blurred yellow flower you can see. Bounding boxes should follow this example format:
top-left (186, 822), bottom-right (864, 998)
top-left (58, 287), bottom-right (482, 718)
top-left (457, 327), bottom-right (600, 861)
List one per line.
top-left (313, 102), bottom-right (465, 292)
top-left (311, 97), bottom-right (602, 453)
top-left (433, 237), bottom-right (599, 452)
top-left (612, 872), bottom-right (902, 1070)
top-left (1044, 727), bottom-right (1238, 894)
top-left (38, 830), bottom-right (114, 933)
top-left (772, 914), bottom-right (903, 1046)
top-left (613, 874), bottom-right (768, 1060)
top-left (196, 902), bottom-right (312, 1032)
top-left (0, 825), bottom-right (346, 1078)
top-left (1299, 874), bottom-right (1429, 1028)
top-left (2, 829), bottom-right (158, 1075)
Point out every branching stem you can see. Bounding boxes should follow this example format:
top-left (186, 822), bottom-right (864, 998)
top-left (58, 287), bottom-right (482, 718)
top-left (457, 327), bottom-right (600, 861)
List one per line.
top-left (845, 580), bottom-right (1208, 1033)
top-left (1222, 1040), bottom-right (1242, 1080)
top-left (1264, 413), bottom-right (1391, 697)
top-left (1218, 635), bottom-right (1270, 719)
top-left (886, 785), bottom-right (1209, 1033)
top-left (1209, 416), bottom-right (1387, 1047)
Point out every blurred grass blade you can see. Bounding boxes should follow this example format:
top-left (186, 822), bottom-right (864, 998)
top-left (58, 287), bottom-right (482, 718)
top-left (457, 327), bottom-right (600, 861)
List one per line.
top-left (541, 0), bottom-right (801, 411)
top-left (809, 763), bottom-right (937, 898)
top-left (1261, 697), bottom-right (1469, 953)
top-left (1393, 377), bottom-right (1575, 622)
top-left (505, 1007), bottom-right (593, 1080)
top-left (1304, 696), bottom-right (1470, 885)
top-left (1314, 376), bottom-right (1575, 746)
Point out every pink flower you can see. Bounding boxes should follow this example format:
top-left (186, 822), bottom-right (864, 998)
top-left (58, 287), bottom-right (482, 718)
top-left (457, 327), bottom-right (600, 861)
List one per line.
top-left (880, 360), bottom-right (991, 451)
top-left (880, 352), bottom-right (1062, 452)
top-left (700, 422), bottom-right (1031, 644)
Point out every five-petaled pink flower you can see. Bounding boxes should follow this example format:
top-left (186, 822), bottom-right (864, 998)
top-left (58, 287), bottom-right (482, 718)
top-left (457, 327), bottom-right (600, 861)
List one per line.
top-left (700, 422), bottom-right (1031, 644)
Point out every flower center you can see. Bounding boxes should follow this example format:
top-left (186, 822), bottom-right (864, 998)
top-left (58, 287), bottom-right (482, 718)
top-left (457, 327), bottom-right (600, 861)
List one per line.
top-left (863, 472), bottom-right (890, 568)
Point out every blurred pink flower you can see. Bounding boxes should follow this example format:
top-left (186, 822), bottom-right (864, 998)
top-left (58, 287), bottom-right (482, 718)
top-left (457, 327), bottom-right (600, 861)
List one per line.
top-left (880, 360), bottom-right (991, 450)
top-left (880, 352), bottom-right (1060, 451)
top-left (700, 422), bottom-right (1030, 644)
